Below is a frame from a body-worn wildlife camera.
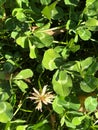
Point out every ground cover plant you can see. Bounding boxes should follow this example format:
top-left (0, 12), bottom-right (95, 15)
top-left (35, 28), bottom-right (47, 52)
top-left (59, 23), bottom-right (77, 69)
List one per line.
top-left (0, 0), bottom-right (98, 129)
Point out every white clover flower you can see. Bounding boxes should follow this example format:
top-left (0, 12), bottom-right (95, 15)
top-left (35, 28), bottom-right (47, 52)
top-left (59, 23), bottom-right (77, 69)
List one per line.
top-left (28, 85), bottom-right (55, 112)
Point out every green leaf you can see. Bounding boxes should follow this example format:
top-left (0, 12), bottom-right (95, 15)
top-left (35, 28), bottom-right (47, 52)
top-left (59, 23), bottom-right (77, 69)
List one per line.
top-left (11, 31), bottom-right (19, 39)
top-left (95, 112), bottom-right (98, 119)
top-left (64, 0), bottom-right (79, 6)
top-left (5, 18), bottom-right (16, 31)
top-left (40, 0), bottom-right (51, 5)
top-left (72, 116), bottom-right (85, 126)
top-left (65, 119), bottom-right (76, 129)
top-left (16, 12), bottom-right (26, 22)
top-left (31, 120), bottom-right (48, 129)
top-left (52, 96), bottom-right (65, 114)
top-left (69, 57), bottom-right (94, 73)
top-left (14, 80), bottom-right (28, 93)
top-left (84, 96), bottom-right (97, 112)
top-left (29, 42), bottom-right (37, 59)
top-left (61, 48), bottom-right (69, 59)
top-left (86, 60), bottom-right (98, 75)
top-left (0, 82), bottom-right (11, 101)
top-left (86, 0), bottom-right (95, 7)
top-left (80, 57), bottom-right (93, 71)
top-left (12, 8), bottom-right (26, 22)
top-left (74, 34), bottom-right (78, 43)
top-left (0, 92), bottom-right (9, 101)
top-left (5, 52), bottom-right (13, 60)
top-left (54, 46), bottom-right (64, 53)
top-left (16, 0), bottom-right (23, 7)
top-left (77, 28), bottom-right (91, 41)
top-left (0, 71), bottom-right (6, 80)
top-left (68, 111), bottom-right (83, 115)
top-left (0, 7), bottom-right (5, 19)
top-left (60, 116), bottom-right (65, 126)
top-left (0, 0), bottom-right (6, 6)
top-left (86, 18), bottom-right (98, 26)
top-left (52, 69), bottom-right (72, 97)
top-left (0, 102), bottom-right (13, 123)
top-left (80, 76), bottom-right (98, 92)
top-left (16, 125), bottom-right (28, 130)
top-left (34, 32), bottom-right (53, 47)
top-left (41, 6), bottom-right (51, 20)
top-left (33, 124), bottom-right (51, 130)
top-left (35, 23), bottom-right (50, 31)
top-left (42, 49), bottom-right (60, 70)
top-left (54, 46), bottom-right (69, 59)
top-left (51, 6), bottom-right (64, 20)
top-left (4, 60), bottom-right (15, 73)
top-left (16, 0), bottom-right (29, 7)
top-left (68, 38), bottom-right (80, 53)
top-left (29, 36), bottom-right (45, 48)
top-left (16, 36), bottom-right (28, 48)
top-left (41, 1), bottom-right (58, 20)
top-left (84, 6), bottom-right (97, 18)
top-left (64, 96), bottom-right (80, 110)
top-left (15, 69), bottom-right (33, 79)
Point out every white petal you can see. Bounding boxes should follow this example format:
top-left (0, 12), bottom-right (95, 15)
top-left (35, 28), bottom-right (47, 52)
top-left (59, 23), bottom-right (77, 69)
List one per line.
top-left (28, 96), bottom-right (39, 100)
top-left (32, 93), bottom-right (39, 97)
top-left (41, 85), bottom-right (47, 96)
top-left (45, 98), bottom-right (52, 104)
top-left (33, 88), bottom-right (40, 95)
top-left (34, 99), bottom-right (41, 103)
top-left (35, 101), bottom-right (42, 112)
top-left (43, 100), bottom-right (48, 105)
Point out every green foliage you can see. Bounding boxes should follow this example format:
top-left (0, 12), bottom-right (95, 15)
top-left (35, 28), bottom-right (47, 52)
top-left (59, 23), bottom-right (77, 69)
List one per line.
top-left (0, 84), bottom-right (13, 123)
top-left (53, 96), bottom-right (65, 114)
top-left (77, 28), bottom-right (91, 41)
top-left (52, 69), bottom-right (72, 97)
top-left (64, 0), bottom-right (79, 6)
top-left (16, 0), bottom-right (29, 7)
top-left (29, 44), bottom-right (37, 59)
top-left (42, 1), bottom-right (59, 20)
top-left (86, 18), bottom-right (98, 26)
top-left (0, 0), bottom-right (6, 6)
top-left (14, 69), bottom-right (33, 80)
top-left (0, 0), bottom-right (98, 129)
top-left (72, 116), bottom-right (85, 126)
top-left (80, 75), bottom-right (98, 92)
top-left (84, 96), bottom-right (98, 112)
top-left (13, 69), bottom-right (33, 92)
top-left (34, 31), bottom-right (54, 47)
top-left (12, 8), bottom-right (27, 22)
top-left (40, 0), bottom-right (51, 5)
top-left (42, 48), bottom-right (60, 70)
top-left (16, 125), bottom-right (28, 130)
top-left (0, 102), bottom-right (13, 123)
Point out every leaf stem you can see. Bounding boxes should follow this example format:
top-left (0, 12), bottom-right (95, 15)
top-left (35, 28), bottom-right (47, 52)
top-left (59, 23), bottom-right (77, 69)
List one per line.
top-left (4, 121), bottom-right (11, 130)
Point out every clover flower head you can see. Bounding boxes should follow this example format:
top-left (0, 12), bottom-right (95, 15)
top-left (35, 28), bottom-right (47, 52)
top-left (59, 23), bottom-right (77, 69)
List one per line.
top-left (28, 85), bottom-right (55, 112)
